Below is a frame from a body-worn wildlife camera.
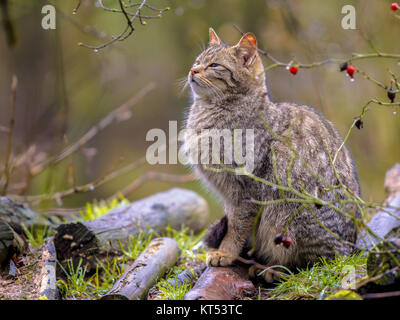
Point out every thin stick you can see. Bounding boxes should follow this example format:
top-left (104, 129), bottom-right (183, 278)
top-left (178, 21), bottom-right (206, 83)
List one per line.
top-left (9, 157), bottom-right (147, 205)
top-left (233, 24), bottom-right (400, 72)
top-left (362, 290), bottom-right (400, 299)
top-left (1, 75), bottom-right (18, 195)
top-left (108, 172), bottom-right (199, 201)
top-left (29, 82), bottom-right (155, 177)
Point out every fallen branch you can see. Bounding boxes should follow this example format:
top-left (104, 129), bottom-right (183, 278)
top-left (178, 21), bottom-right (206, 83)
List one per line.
top-left (101, 237), bottom-right (179, 300)
top-left (166, 264), bottom-right (206, 289)
top-left (38, 239), bottom-right (58, 300)
top-left (53, 188), bottom-right (209, 268)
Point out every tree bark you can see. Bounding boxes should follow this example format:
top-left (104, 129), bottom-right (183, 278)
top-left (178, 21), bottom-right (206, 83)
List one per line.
top-left (184, 266), bottom-right (256, 300)
top-left (0, 197), bottom-right (51, 266)
top-left (53, 188), bottom-right (209, 267)
top-left (38, 239), bottom-right (59, 300)
top-left (101, 237), bottom-right (180, 300)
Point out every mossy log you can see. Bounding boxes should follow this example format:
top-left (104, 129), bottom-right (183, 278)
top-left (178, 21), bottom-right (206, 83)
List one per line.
top-left (366, 238), bottom-right (400, 286)
top-left (357, 164), bottom-right (400, 251)
top-left (184, 266), bottom-right (256, 300)
top-left (0, 197), bottom-right (51, 266)
top-left (53, 188), bottom-right (209, 267)
top-left (101, 237), bottom-right (180, 300)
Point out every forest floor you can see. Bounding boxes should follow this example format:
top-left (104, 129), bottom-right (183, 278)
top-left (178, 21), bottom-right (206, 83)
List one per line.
top-left (0, 198), bottom-right (369, 300)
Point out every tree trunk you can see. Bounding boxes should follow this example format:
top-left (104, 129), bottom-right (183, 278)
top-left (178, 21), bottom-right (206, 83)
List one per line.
top-left (101, 237), bottom-right (180, 300)
top-left (53, 188), bottom-right (209, 268)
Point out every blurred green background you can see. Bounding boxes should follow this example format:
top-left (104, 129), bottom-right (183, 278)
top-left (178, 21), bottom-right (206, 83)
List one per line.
top-left (0, 0), bottom-right (399, 220)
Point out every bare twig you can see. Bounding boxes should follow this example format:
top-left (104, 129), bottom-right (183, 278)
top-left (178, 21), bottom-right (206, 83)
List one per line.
top-left (108, 171), bottom-right (199, 201)
top-left (9, 157), bottom-right (147, 205)
top-left (1, 75), bottom-right (18, 195)
top-left (78, 0), bottom-right (170, 51)
top-left (233, 24), bottom-right (400, 72)
top-left (29, 82), bottom-right (155, 177)
top-left (356, 266), bottom-right (400, 290)
top-left (72, 0), bottom-right (81, 15)
top-left (57, 9), bottom-right (108, 41)
top-left (362, 290), bottom-right (400, 299)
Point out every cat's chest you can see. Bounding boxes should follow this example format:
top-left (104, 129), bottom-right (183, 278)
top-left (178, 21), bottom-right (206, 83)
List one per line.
top-left (186, 103), bottom-right (231, 131)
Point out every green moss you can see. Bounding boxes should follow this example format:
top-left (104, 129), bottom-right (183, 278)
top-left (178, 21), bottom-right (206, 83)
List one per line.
top-left (325, 289), bottom-right (362, 300)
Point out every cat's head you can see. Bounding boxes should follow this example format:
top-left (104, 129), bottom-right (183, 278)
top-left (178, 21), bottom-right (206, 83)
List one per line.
top-left (188, 28), bottom-right (266, 100)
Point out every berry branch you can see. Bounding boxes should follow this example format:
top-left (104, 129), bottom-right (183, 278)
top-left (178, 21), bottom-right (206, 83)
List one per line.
top-left (202, 112), bottom-right (400, 269)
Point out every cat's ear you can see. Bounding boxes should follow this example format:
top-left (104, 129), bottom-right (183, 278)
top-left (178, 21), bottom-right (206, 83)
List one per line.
top-left (209, 28), bottom-right (221, 46)
top-left (235, 33), bottom-right (258, 66)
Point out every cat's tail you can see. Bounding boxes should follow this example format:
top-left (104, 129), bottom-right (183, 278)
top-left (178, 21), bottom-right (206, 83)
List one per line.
top-left (203, 215), bottom-right (228, 249)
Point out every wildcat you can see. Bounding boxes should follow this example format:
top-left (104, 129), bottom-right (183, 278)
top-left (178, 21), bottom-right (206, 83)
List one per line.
top-left (184, 28), bottom-right (361, 282)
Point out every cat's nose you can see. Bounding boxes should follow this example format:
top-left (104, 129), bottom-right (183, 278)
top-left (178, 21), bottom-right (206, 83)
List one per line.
top-left (190, 66), bottom-right (201, 75)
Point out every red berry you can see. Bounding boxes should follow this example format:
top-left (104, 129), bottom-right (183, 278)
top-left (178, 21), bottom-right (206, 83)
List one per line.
top-left (391, 3), bottom-right (399, 11)
top-left (346, 65), bottom-right (355, 78)
top-left (282, 237), bottom-right (292, 248)
top-left (289, 66), bottom-right (298, 75)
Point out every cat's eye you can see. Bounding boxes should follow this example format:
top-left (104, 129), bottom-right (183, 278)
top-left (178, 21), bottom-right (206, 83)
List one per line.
top-left (208, 63), bottom-right (220, 68)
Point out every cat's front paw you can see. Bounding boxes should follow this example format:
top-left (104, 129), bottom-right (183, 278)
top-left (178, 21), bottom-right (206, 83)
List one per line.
top-left (206, 249), bottom-right (236, 267)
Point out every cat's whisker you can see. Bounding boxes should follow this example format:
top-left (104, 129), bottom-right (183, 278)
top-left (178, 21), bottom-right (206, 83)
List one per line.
top-left (198, 77), bottom-right (222, 99)
top-left (179, 82), bottom-right (190, 97)
top-left (201, 77), bottom-right (225, 99)
top-left (175, 76), bottom-right (189, 88)
top-left (175, 76), bottom-right (191, 97)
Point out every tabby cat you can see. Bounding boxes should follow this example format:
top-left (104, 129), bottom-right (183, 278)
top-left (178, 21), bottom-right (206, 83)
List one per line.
top-left (184, 28), bottom-right (361, 281)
